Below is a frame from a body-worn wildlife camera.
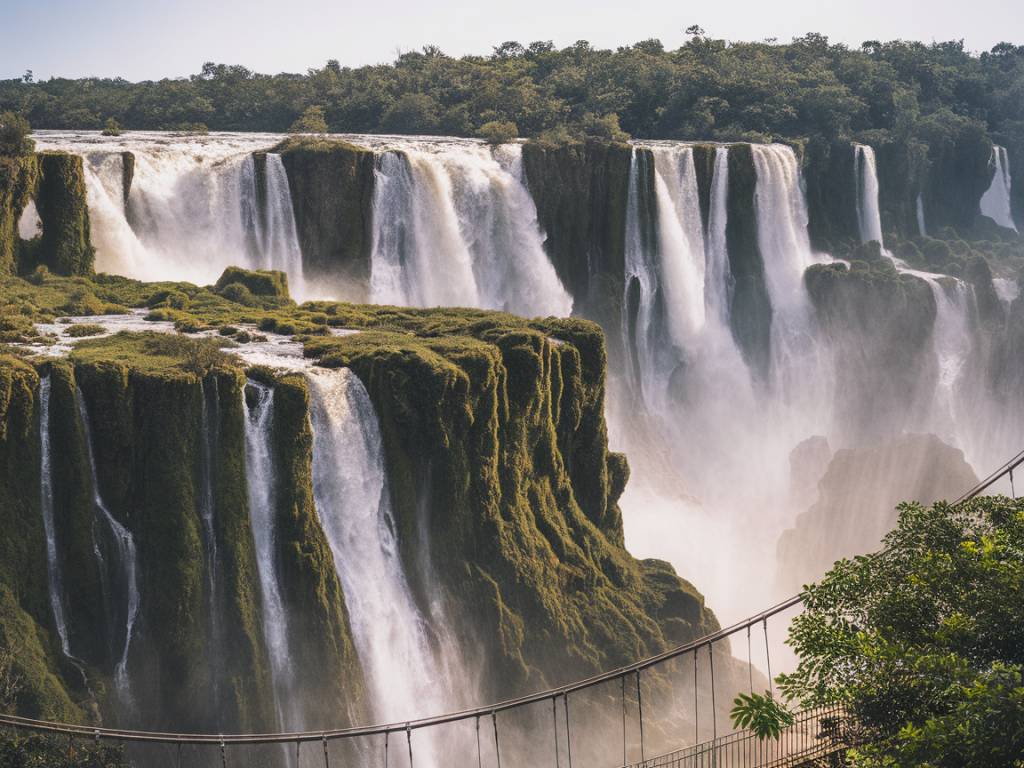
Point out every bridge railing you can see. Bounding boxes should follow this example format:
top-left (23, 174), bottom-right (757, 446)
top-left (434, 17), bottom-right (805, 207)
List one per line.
top-left (624, 704), bottom-right (847, 768)
top-left (0, 447), bottom-right (1019, 767)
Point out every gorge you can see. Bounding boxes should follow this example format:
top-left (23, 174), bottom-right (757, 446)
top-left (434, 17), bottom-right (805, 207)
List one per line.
top-left (1, 121), bottom-right (1022, 764)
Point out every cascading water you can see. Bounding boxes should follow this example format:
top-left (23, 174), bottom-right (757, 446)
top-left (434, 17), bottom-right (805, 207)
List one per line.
top-left (750, 143), bottom-right (828, 389)
top-left (38, 375), bottom-right (72, 658)
top-left (704, 147), bottom-right (732, 325)
top-left (307, 367), bottom-right (456, 765)
top-left (622, 144), bottom-right (710, 409)
top-left (33, 132), bottom-right (312, 296)
top-left (242, 381), bottom-right (299, 732)
top-left (854, 144), bottom-right (885, 245)
top-left (76, 390), bottom-right (140, 705)
top-left (980, 145), bottom-right (1018, 232)
top-left (369, 140), bottom-right (572, 316)
top-left (258, 154), bottom-right (307, 295)
top-left (916, 193), bottom-right (927, 236)
top-left (18, 200), bottom-right (41, 240)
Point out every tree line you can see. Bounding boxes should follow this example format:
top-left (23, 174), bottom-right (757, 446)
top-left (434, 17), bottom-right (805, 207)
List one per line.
top-left (1, 33), bottom-right (1023, 150)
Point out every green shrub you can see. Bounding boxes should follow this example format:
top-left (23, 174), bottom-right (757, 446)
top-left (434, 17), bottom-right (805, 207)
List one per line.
top-left (65, 323), bottom-right (105, 338)
top-left (288, 105), bottom-right (328, 134)
top-left (146, 289), bottom-right (190, 310)
top-left (219, 282), bottom-right (256, 306)
top-left (214, 266), bottom-right (289, 299)
top-left (101, 117), bottom-right (122, 136)
top-left (0, 111), bottom-right (34, 156)
top-left (477, 121), bottom-right (519, 145)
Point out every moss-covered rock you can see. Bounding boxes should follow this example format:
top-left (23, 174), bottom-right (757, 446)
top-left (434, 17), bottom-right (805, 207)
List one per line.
top-left (804, 139), bottom-right (859, 251)
top-left (0, 356), bottom-right (82, 720)
top-left (876, 139), bottom-right (930, 238)
top-left (724, 143), bottom-right (771, 377)
top-left (805, 261), bottom-right (937, 442)
top-left (0, 278), bottom-right (719, 730)
top-left (214, 266), bottom-right (290, 300)
top-left (120, 152), bottom-right (134, 206)
top-left (304, 310), bottom-right (718, 694)
top-left (0, 154), bottom-right (39, 276)
top-left (689, 143), bottom-right (717, 231)
top-left (521, 139), bottom-right (632, 336)
top-left (274, 137), bottom-right (376, 293)
top-left (33, 153), bottom-right (94, 277)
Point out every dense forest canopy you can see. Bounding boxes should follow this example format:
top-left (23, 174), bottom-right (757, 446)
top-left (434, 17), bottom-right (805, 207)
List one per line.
top-left (3, 33), bottom-right (1024, 150)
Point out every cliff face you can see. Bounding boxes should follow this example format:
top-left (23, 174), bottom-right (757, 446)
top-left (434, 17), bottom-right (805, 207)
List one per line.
top-left (805, 261), bottom-right (938, 443)
top-left (0, 271), bottom-right (717, 729)
top-left (0, 151), bottom-right (94, 277)
top-left (521, 139), bottom-right (632, 335)
top-left (724, 143), bottom-right (772, 378)
top-left (275, 138), bottom-right (376, 296)
top-left (305, 307), bottom-right (717, 694)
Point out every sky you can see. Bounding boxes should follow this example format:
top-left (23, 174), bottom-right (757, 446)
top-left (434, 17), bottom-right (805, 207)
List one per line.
top-left (3, 0), bottom-right (1024, 81)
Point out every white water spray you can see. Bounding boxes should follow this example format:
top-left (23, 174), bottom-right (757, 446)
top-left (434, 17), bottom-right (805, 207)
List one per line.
top-left (980, 145), bottom-right (1018, 232)
top-left (308, 367), bottom-right (454, 764)
top-left (854, 144), bottom-right (885, 246)
top-left (38, 375), bottom-right (72, 658)
top-left (369, 141), bottom-right (571, 316)
top-left (243, 381), bottom-right (301, 732)
top-left (34, 132), bottom-right (312, 297)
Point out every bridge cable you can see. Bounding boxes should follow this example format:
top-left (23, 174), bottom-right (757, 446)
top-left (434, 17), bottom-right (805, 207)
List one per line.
top-left (693, 649), bottom-right (699, 745)
top-left (746, 625), bottom-right (753, 694)
top-left (563, 694), bottom-right (572, 768)
top-left (491, 711), bottom-right (502, 768)
top-left (551, 696), bottom-right (559, 768)
top-left (763, 618), bottom-right (773, 700)
top-left (708, 643), bottom-right (717, 744)
top-left (620, 676), bottom-right (627, 766)
top-left (635, 669), bottom-right (645, 761)
top-left (322, 733), bottom-right (329, 768)
top-left (220, 736), bottom-right (227, 768)
top-left (475, 716), bottom-right (482, 768)
top-left (405, 724), bottom-right (413, 768)
top-left (383, 730), bottom-right (388, 768)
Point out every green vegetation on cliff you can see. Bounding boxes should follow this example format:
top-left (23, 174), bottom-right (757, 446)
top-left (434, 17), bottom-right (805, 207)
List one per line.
top-left (0, 267), bottom-right (718, 728)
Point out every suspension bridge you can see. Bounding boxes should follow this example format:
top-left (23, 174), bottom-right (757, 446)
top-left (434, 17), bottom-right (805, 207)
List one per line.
top-left (1, 449), bottom-right (1020, 768)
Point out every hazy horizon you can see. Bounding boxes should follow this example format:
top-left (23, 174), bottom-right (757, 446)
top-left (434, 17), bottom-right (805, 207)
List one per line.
top-left (4, 0), bottom-right (1022, 82)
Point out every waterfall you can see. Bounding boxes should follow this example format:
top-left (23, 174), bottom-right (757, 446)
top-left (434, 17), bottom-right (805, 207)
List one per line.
top-left (916, 192), bottom-right (927, 236)
top-left (76, 390), bottom-right (140, 705)
top-left (980, 145), bottom-right (1018, 232)
top-left (258, 154), bottom-right (307, 295)
top-left (750, 144), bottom-right (825, 386)
top-left (34, 133), bottom-right (312, 297)
top-left (307, 368), bottom-right (452, 764)
top-left (38, 375), bottom-right (72, 658)
top-left (369, 142), bottom-right (572, 316)
top-left (622, 144), bottom-right (710, 409)
top-left (705, 147), bottom-right (732, 326)
top-left (854, 144), bottom-right (885, 245)
top-left (18, 200), bottom-right (41, 240)
top-left (242, 381), bottom-right (299, 732)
